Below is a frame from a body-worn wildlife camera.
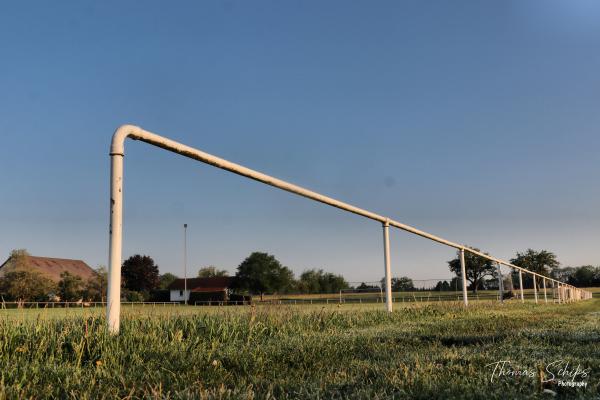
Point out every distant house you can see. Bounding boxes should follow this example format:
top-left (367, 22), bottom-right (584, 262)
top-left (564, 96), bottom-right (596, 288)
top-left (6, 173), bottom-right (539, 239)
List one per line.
top-left (168, 276), bottom-right (234, 303)
top-left (0, 255), bottom-right (96, 283)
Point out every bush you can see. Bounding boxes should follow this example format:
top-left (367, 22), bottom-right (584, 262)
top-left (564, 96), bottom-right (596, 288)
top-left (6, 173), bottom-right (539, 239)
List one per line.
top-left (148, 289), bottom-right (170, 302)
top-left (122, 290), bottom-right (145, 302)
top-left (229, 293), bottom-right (252, 304)
top-left (188, 291), bottom-right (226, 304)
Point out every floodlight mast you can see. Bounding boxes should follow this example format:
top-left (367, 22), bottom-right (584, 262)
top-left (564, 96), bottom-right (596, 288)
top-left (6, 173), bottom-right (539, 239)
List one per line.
top-left (107, 125), bottom-right (591, 334)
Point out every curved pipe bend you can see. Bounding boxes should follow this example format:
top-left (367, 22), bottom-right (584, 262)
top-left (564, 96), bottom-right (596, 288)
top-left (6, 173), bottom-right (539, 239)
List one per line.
top-left (110, 124), bottom-right (146, 156)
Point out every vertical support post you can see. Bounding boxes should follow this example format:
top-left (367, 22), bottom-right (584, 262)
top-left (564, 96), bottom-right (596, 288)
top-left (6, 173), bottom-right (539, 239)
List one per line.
top-left (459, 249), bottom-right (468, 307)
top-left (382, 219), bottom-right (392, 312)
top-left (533, 275), bottom-right (538, 304)
top-left (570, 287), bottom-right (572, 302)
top-left (184, 223), bottom-right (188, 305)
top-left (518, 270), bottom-right (524, 303)
top-left (568, 287), bottom-right (572, 303)
top-left (107, 153), bottom-right (124, 334)
top-left (557, 283), bottom-right (561, 303)
top-left (496, 263), bottom-right (504, 303)
top-left (543, 278), bottom-right (547, 303)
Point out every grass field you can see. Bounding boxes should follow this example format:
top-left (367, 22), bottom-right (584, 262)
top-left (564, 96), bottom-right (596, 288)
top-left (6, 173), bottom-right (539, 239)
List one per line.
top-left (1, 299), bottom-right (599, 399)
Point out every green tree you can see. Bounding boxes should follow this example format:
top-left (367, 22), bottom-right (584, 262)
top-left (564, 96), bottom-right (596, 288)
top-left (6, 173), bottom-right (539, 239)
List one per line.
top-left (382, 276), bottom-right (415, 291)
top-left (298, 269), bottom-right (348, 293)
top-left (449, 277), bottom-right (462, 292)
top-left (3, 249), bottom-right (30, 272)
top-left (197, 266), bottom-right (229, 278)
top-left (0, 270), bottom-right (56, 302)
top-left (58, 271), bottom-right (84, 301)
top-left (510, 249), bottom-right (559, 288)
top-left (122, 255), bottom-right (160, 292)
top-left (549, 266), bottom-right (572, 282)
top-left (448, 247), bottom-right (495, 293)
top-left (158, 272), bottom-right (179, 289)
top-left (233, 252), bottom-right (294, 300)
top-left (356, 282), bottom-right (380, 291)
top-left (83, 266), bottom-right (108, 301)
top-left (510, 249), bottom-right (559, 275)
top-left (297, 269), bottom-right (321, 293)
top-left (568, 265), bottom-right (598, 287)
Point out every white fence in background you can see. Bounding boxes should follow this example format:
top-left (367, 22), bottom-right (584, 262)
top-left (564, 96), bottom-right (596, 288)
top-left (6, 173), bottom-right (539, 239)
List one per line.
top-left (1, 290), bottom-right (593, 311)
top-left (106, 124), bottom-right (593, 333)
top-left (0, 301), bottom-right (182, 309)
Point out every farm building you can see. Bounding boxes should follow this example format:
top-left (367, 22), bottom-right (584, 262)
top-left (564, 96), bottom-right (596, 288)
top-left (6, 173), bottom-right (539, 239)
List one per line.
top-left (168, 276), bottom-right (234, 303)
top-left (0, 254), bottom-right (96, 283)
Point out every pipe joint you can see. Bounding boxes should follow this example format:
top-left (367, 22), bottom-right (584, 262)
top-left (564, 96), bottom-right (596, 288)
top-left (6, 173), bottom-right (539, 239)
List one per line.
top-left (110, 124), bottom-right (145, 156)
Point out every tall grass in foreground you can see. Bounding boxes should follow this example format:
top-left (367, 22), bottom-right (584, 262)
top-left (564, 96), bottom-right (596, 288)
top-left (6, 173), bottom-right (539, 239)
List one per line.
top-left (0, 301), bottom-right (599, 399)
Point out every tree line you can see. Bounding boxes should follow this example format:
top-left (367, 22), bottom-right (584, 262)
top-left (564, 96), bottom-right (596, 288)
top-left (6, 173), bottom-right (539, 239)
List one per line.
top-left (446, 247), bottom-right (600, 292)
top-left (105, 251), bottom-right (352, 301)
top-left (2, 247), bottom-right (598, 302)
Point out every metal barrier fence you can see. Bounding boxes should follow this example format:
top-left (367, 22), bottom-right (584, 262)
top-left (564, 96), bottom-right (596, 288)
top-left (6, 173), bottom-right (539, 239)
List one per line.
top-left (0, 301), bottom-right (182, 310)
top-left (193, 301), bottom-right (250, 306)
top-left (106, 125), bottom-right (593, 333)
top-left (1, 290), bottom-right (593, 311)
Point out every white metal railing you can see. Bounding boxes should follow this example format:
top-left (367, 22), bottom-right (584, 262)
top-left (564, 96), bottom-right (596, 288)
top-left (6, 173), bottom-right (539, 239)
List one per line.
top-left (0, 301), bottom-right (182, 310)
top-left (106, 125), bottom-right (593, 333)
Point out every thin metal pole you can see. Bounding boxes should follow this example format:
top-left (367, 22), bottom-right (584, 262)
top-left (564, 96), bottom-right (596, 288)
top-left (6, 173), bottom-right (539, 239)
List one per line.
top-left (518, 270), bottom-right (524, 303)
top-left (533, 275), bottom-right (538, 304)
top-left (496, 263), bottom-right (504, 303)
top-left (543, 278), bottom-right (547, 303)
top-left (459, 249), bottom-right (468, 307)
top-left (184, 223), bottom-right (188, 305)
top-left (382, 220), bottom-right (392, 312)
top-left (107, 153), bottom-right (124, 334)
top-left (569, 286), bottom-right (572, 302)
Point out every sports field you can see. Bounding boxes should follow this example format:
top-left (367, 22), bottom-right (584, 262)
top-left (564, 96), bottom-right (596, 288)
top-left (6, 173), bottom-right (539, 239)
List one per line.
top-left (1, 297), bottom-right (598, 399)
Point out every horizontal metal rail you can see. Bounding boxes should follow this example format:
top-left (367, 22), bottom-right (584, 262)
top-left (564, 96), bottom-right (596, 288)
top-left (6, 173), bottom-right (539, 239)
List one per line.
top-left (0, 301), bottom-right (182, 309)
top-left (107, 125), bottom-right (592, 333)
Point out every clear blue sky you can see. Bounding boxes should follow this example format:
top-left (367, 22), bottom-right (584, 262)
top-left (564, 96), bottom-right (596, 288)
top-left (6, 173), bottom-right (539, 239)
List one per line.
top-left (1, 1), bottom-right (599, 282)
